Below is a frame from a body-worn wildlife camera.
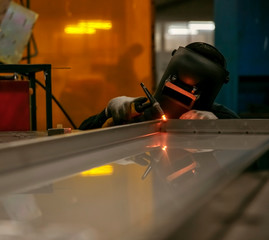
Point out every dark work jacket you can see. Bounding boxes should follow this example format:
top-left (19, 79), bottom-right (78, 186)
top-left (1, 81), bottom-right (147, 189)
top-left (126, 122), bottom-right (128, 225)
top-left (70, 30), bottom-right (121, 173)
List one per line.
top-left (79, 102), bottom-right (240, 130)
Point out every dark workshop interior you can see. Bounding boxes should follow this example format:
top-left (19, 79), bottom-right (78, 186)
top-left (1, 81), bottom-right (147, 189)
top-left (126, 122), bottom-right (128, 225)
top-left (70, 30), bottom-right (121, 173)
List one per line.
top-left (0, 1), bottom-right (269, 240)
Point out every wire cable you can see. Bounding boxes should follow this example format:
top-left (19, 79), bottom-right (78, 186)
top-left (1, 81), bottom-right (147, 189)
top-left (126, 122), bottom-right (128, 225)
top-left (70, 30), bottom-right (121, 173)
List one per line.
top-left (34, 78), bottom-right (78, 129)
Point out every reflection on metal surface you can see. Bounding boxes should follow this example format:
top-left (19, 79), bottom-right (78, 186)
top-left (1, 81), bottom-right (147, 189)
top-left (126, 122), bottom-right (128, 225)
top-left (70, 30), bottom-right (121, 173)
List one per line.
top-left (166, 161), bottom-right (197, 182)
top-left (138, 145), bottom-right (201, 184)
top-left (1, 120), bottom-right (269, 239)
top-left (1, 194), bottom-right (42, 221)
top-left (80, 165), bottom-right (114, 176)
top-left (64, 20), bottom-right (112, 34)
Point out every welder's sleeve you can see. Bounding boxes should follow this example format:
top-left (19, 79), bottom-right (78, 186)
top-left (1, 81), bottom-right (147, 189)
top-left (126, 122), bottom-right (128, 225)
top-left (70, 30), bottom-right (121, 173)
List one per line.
top-left (211, 103), bottom-right (240, 119)
top-left (79, 109), bottom-right (107, 130)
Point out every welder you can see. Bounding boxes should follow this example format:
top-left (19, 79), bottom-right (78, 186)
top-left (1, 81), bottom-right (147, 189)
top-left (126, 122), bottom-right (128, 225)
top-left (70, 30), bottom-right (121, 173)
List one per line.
top-left (79, 42), bottom-right (239, 130)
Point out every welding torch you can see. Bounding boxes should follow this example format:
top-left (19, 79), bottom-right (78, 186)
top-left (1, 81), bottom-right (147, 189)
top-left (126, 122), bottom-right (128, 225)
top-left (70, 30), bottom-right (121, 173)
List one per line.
top-left (102, 83), bottom-right (166, 128)
top-left (140, 83), bottom-right (166, 121)
top-left (102, 95), bottom-right (151, 128)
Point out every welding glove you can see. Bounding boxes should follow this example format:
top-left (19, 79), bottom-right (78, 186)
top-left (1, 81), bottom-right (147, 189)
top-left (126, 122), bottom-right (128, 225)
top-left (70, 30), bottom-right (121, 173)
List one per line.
top-left (105, 96), bottom-right (150, 125)
top-left (180, 110), bottom-right (218, 120)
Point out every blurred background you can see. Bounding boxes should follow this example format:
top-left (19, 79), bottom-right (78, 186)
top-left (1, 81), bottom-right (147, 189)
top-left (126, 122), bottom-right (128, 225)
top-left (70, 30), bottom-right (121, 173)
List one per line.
top-left (1, 0), bottom-right (269, 130)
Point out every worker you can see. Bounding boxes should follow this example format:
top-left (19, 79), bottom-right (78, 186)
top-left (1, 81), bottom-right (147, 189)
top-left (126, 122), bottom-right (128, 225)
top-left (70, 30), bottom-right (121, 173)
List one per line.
top-left (79, 42), bottom-right (239, 130)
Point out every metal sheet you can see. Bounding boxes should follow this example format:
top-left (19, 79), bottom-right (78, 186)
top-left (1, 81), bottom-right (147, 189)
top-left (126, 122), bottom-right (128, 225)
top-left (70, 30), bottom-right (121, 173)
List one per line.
top-left (0, 120), bottom-right (162, 194)
top-left (0, 119), bottom-right (269, 240)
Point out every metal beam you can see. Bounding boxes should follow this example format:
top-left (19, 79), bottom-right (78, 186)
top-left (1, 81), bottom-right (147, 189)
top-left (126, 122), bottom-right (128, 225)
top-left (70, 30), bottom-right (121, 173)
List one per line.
top-left (0, 120), bottom-right (161, 195)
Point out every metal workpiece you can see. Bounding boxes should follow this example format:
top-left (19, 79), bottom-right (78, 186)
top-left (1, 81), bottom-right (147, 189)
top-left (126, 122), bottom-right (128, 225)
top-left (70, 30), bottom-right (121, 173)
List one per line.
top-left (164, 118), bottom-right (269, 134)
top-left (0, 119), bottom-right (269, 240)
top-left (0, 120), bottom-right (161, 195)
top-left (0, 119), bottom-right (269, 194)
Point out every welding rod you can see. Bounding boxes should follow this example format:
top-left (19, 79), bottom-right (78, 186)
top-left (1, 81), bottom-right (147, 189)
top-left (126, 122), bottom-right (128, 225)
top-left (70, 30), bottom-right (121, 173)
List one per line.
top-left (140, 82), bottom-right (165, 116)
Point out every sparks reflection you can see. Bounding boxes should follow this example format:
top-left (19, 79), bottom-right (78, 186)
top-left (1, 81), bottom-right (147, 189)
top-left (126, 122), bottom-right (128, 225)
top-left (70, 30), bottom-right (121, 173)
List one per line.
top-left (162, 145), bottom-right (167, 151)
top-left (166, 161), bottom-right (197, 182)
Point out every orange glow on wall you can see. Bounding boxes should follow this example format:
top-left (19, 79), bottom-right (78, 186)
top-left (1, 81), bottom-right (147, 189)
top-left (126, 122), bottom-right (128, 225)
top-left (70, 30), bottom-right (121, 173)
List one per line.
top-left (28, 0), bottom-right (153, 130)
top-left (64, 20), bottom-right (112, 34)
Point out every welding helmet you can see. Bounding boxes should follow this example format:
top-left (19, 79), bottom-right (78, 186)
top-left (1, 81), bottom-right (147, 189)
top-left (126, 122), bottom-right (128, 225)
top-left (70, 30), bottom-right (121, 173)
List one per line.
top-left (154, 42), bottom-right (229, 119)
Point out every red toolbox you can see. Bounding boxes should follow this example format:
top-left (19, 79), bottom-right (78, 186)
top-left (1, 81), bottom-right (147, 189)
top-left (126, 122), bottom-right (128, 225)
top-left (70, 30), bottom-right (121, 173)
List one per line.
top-left (0, 80), bottom-right (30, 131)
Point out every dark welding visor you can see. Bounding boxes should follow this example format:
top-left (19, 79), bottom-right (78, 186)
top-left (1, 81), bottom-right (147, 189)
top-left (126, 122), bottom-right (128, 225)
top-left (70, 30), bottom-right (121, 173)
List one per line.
top-left (162, 78), bottom-right (199, 109)
top-left (154, 46), bottom-right (229, 118)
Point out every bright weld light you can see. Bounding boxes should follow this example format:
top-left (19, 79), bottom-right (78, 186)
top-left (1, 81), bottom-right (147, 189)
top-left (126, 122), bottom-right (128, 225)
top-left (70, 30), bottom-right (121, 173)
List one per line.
top-left (64, 20), bottom-right (112, 34)
top-left (162, 146), bottom-right (167, 151)
top-left (162, 114), bottom-right (167, 121)
top-left (80, 165), bottom-right (114, 176)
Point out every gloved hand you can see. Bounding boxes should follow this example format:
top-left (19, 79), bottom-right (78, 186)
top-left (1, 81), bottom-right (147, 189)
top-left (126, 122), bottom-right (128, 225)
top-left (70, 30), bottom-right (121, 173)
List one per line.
top-left (179, 110), bottom-right (218, 119)
top-left (105, 96), bottom-right (150, 125)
